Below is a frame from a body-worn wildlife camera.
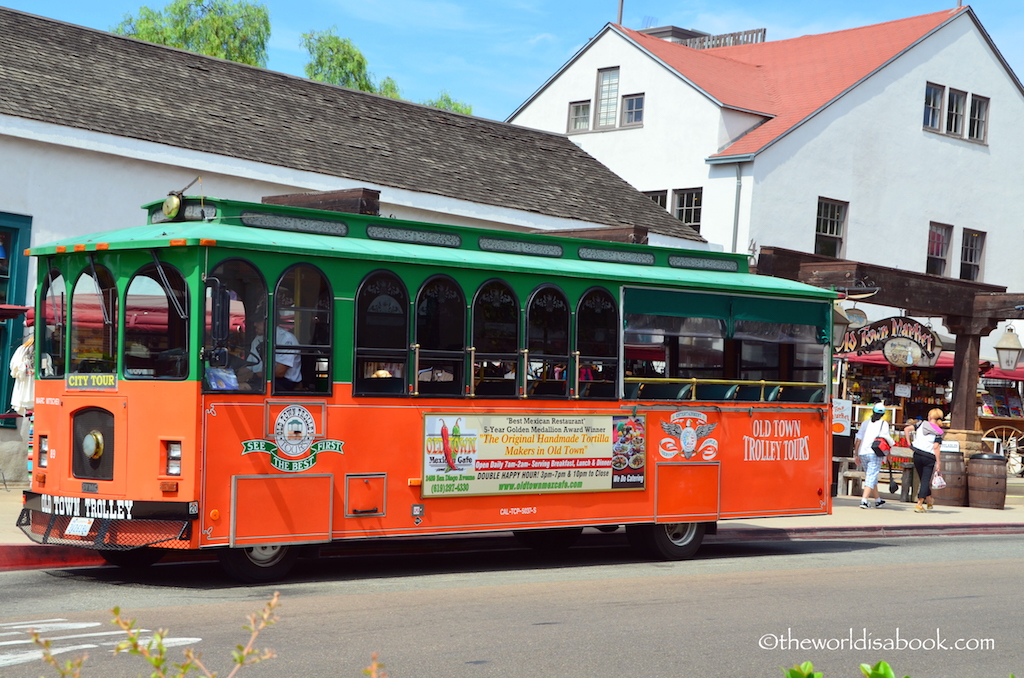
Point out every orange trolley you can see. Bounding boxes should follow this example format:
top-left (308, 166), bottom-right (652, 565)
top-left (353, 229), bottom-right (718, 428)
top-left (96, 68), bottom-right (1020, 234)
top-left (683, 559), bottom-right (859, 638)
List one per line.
top-left (19, 195), bottom-right (835, 581)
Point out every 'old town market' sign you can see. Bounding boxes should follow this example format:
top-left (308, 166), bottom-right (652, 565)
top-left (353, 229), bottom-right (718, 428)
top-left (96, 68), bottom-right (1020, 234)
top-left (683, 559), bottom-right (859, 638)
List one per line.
top-left (835, 317), bottom-right (940, 368)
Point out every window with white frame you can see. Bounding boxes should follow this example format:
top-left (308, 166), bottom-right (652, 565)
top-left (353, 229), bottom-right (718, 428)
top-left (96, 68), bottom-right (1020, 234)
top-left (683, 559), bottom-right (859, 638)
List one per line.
top-left (621, 94), bottom-right (644, 126)
top-left (960, 229), bottom-right (985, 281)
top-left (596, 68), bottom-right (619, 128)
top-left (923, 83), bottom-right (943, 130)
top-left (815, 198), bottom-right (846, 258)
top-left (927, 222), bottom-right (953, 276)
top-left (923, 83), bottom-right (990, 144)
top-left (969, 96), bottom-right (989, 142)
top-left (946, 89), bottom-right (966, 136)
top-left (644, 190), bottom-right (667, 209)
top-left (567, 101), bottom-right (590, 132)
top-left (674, 188), bottom-right (702, 233)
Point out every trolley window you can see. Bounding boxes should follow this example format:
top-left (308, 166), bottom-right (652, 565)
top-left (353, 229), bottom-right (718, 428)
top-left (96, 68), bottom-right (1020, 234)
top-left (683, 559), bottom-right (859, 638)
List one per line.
top-left (576, 287), bottom-right (618, 399)
top-left (38, 268), bottom-right (66, 379)
top-left (273, 265), bottom-right (332, 394)
top-left (123, 262), bottom-right (189, 379)
top-left (203, 259), bottom-right (266, 393)
top-left (69, 264), bottom-right (118, 375)
top-left (472, 279), bottom-right (519, 397)
top-left (415, 275), bottom-right (465, 396)
top-left (354, 270), bottom-right (408, 396)
top-left (527, 285), bottom-right (569, 398)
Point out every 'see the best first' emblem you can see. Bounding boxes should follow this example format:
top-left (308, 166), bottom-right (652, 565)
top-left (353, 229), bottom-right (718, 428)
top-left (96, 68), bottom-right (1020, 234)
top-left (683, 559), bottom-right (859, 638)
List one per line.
top-left (241, 405), bottom-right (344, 472)
top-left (275, 405), bottom-right (317, 458)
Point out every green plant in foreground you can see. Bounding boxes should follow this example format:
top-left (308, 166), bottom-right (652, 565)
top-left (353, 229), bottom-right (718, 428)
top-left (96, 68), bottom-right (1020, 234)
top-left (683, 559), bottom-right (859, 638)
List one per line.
top-left (786, 661), bottom-right (1016, 678)
top-left (783, 661), bottom-right (823, 678)
top-left (859, 660), bottom-right (909, 678)
top-left (33, 591), bottom-right (280, 678)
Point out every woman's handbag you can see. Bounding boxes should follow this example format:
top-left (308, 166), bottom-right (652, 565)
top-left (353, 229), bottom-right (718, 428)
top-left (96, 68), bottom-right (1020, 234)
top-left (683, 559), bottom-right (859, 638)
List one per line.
top-left (871, 437), bottom-right (890, 457)
top-left (931, 471), bottom-right (946, 490)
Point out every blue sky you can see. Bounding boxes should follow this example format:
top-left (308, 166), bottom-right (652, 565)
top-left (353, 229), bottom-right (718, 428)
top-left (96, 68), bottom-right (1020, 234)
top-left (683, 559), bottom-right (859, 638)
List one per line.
top-left (5, 1), bottom-right (1024, 121)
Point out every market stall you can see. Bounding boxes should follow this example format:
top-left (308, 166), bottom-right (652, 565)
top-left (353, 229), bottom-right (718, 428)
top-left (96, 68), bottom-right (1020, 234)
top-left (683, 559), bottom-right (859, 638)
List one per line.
top-left (977, 365), bottom-right (1024, 475)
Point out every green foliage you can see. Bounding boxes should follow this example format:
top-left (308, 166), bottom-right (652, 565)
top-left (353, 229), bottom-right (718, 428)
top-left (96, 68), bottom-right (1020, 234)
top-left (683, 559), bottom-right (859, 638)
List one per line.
top-left (33, 592), bottom-right (280, 678)
top-left (301, 28), bottom-right (404, 99)
top-left (301, 27), bottom-right (375, 92)
top-left (113, 0), bottom-right (270, 67)
top-left (784, 661), bottom-right (823, 678)
top-left (859, 660), bottom-right (908, 678)
top-left (420, 89), bottom-right (473, 115)
top-left (376, 76), bottom-right (402, 100)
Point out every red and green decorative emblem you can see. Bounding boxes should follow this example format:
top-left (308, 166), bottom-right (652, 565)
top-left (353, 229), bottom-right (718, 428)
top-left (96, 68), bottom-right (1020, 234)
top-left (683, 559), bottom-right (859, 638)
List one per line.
top-left (241, 404), bottom-right (343, 472)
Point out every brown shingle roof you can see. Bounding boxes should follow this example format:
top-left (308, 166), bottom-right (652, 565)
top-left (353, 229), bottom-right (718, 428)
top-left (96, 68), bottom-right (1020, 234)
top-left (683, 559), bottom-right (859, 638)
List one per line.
top-left (0, 7), bottom-right (702, 242)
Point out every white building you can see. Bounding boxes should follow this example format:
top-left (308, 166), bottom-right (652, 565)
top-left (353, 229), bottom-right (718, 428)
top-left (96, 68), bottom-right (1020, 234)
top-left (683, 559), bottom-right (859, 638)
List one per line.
top-left (509, 7), bottom-right (1024, 292)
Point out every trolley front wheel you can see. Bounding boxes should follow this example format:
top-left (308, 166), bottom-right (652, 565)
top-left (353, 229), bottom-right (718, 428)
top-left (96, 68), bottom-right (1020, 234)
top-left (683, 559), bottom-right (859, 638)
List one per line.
top-left (626, 522), bottom-right (705, 560)
top-left (218, 544), bottom-right (298, 583)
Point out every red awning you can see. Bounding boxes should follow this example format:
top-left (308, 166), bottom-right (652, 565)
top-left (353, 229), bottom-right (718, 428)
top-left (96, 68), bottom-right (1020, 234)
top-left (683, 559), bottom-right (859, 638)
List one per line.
top-left (0, 305), bottom-right (29, 321)
top-left (841, 350), bottom-right (955, 369)
top-left (983, 366), bottom-right (1024, 381)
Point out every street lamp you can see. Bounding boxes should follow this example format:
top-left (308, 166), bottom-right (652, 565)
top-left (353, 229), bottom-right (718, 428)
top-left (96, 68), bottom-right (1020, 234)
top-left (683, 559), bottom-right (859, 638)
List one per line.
top-left (994, 325), bottom-right (1023, 371)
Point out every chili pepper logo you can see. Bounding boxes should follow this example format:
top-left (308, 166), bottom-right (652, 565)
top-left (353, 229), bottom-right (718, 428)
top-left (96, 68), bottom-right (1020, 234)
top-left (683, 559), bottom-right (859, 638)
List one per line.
top-left (439, 417), bottom-right (462, 472)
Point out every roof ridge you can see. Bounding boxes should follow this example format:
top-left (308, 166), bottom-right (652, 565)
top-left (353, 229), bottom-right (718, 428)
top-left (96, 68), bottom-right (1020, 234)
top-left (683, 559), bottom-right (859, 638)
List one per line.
top-left (708, 6), bottom-right (966, 61)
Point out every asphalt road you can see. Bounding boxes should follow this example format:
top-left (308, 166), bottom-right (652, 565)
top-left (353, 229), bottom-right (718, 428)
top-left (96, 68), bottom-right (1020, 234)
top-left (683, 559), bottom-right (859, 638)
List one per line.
top-left (0, 533), bottom-right (1020, 678)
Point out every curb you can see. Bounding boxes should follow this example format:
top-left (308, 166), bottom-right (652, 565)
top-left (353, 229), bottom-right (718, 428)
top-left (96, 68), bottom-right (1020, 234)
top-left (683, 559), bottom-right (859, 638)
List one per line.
top-left (0, 544), bottom-right (105, 571)
top-left (706, 522), bottom-right (1024, 543)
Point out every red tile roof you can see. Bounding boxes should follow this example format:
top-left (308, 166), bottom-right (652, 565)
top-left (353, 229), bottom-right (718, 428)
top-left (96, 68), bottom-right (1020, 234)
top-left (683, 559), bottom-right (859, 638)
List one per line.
top-left (617, 7), bottom-right (967, 158)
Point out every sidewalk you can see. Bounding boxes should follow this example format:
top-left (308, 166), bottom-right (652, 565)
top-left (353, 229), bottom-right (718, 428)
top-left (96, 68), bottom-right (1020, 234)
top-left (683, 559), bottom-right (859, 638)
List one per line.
top-left (1, 479), bottom-right (1022, 571)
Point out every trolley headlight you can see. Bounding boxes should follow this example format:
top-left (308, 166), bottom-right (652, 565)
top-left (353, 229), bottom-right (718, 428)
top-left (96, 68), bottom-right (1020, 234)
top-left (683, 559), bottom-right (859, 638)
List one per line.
top-left (82, 430), bottom-right (104, 460)
top-left (37, 435), bottom-right (48, 468)
top-left (166, 441), bottom-right (182, 476)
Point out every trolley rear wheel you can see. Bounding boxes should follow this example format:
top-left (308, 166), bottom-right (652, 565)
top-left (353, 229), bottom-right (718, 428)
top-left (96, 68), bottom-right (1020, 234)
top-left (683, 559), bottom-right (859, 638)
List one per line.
top-left (626, 522), bottom-right (705, 560)
top-left (218, 544), bottom-right (298, 583)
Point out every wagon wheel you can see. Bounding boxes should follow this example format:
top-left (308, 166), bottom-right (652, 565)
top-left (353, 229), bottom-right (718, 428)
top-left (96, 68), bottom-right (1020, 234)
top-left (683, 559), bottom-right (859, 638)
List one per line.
top-left (981, 425), bottom-right (1024, 476)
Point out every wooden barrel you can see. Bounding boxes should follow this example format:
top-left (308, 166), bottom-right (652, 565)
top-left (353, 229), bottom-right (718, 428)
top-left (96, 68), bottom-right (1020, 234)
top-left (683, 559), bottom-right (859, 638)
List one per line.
top-left (932, 450), bottom-right (966, 506)
top-left (967, 454), bottom-right (1008, 510)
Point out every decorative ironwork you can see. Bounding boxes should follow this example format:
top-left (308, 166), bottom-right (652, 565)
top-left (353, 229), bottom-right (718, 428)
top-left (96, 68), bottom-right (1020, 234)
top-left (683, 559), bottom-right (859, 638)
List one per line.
top-left (367, 225), bottom-right (460, 248)
top-left (578, 247), bottom-right (654, 265)
top-left (479, 237), bottom-right (562, 258)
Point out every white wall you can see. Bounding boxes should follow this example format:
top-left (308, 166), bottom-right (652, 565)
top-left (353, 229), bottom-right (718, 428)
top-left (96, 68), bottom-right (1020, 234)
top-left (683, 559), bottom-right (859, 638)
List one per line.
top-left (510, 29), bottom-right (755, 249)
top-left (750, 13), bottom-right (1024, 289)
top-left (0, 114), bottom-right (654, 307)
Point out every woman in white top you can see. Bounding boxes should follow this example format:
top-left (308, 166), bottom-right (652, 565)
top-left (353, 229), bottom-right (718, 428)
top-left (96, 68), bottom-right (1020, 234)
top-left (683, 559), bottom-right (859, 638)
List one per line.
top-left (854, 403), bottom-right (896, 509)
top-left (909, 408), bottom-right (945, 512)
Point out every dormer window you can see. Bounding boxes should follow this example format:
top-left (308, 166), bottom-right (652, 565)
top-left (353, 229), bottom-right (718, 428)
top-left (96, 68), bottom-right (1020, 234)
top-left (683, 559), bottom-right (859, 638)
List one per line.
top-left (595, 68), bottom-right (619, 128)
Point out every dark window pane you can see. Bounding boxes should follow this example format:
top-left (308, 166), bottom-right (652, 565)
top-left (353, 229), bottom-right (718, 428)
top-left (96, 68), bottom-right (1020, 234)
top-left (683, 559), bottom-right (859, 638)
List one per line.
top-left (473, 281), bottom-right (518, 354)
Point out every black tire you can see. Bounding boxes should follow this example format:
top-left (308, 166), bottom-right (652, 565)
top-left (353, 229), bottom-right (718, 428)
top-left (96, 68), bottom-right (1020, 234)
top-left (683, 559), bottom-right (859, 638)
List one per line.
top-left (99, 547), bottom-right (165, 568)
top-left (217, 544), bottom-right (298, 583)
top-left (626, 522), bottom-right (705, 560)
top-left (513, 527), bottom-right (583, 551)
